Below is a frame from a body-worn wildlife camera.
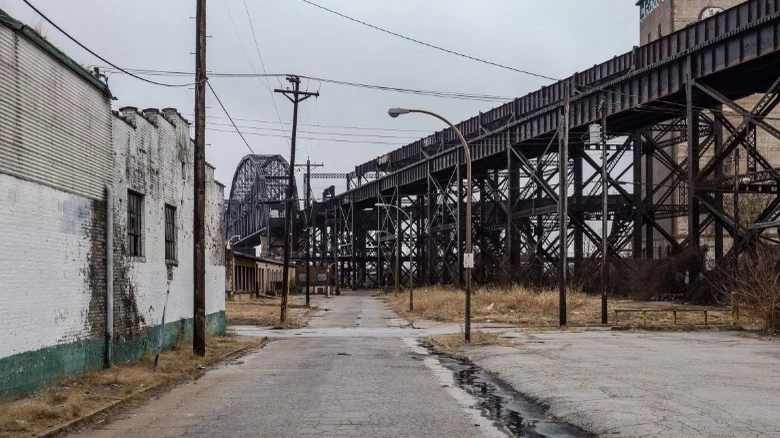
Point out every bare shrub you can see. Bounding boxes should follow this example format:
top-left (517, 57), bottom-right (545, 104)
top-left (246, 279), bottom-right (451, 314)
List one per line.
top-left (618, 248), bottom-right (708, 301)
top-left (570, 258), bottom-right (601, 295)
top-left (30, 20), bottom-right (48, 39)
top-left (718, 245), bottom-right (780, 334)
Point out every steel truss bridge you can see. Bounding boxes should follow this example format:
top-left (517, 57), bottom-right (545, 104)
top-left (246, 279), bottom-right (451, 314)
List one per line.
top-left (229, 1), bottom-right (780, 295)
top-left (308, 0), bottom-right (780, 293)
top-left (225, 154), bottom-right (302, 256)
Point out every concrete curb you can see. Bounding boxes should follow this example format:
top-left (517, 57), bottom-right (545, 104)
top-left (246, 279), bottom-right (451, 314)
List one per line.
top-left (34, 338), bottom-right (269, 438)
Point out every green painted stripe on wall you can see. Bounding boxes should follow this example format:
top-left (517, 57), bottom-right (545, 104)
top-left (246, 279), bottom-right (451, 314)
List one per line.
top-left (0, 311), bottom-right (226, 397)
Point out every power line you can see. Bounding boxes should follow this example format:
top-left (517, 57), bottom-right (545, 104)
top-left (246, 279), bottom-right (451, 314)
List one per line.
top-left (99, 67), bottom-right (515, 102)
top-left (299, 75), bottom-right (513, 101)
top-left (98, 70), bottom-right (780, 127)
top-left (99, 67), bottom-right (287, 78)
top-left (207, 81), bottom-right (255, 154)
top-left (314, 91), bottom-right (325, 177)
top-left (222, 0), bottom-right (263, 87)
top-left (243, 0), bottom-right (284, 90)
top-left (196, 114), bottom-right (432, 133)
top-left (207, 127), bottom-right (403, 145)
top-left (204, 121), bottom-right (421, 139)
top-left (222, 0), bottom-right (291, 140)
top-left (300, 0), bottom-right (558, 82)
top-left (240, 0), bottom-right (290, 140)
top-left (21, 0), bottom-right (197, 88)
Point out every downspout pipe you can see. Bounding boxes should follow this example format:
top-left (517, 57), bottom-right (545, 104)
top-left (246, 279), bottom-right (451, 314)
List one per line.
top-left (106, 185), bottom-right (114, 367)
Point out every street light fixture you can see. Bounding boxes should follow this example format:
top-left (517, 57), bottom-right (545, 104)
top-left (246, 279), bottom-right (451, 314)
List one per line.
top-left (388, 108), bottom-right (411, 118)
top-left (388, 107), bottom-right (474, 343)
top-left (376, 202), bottom-right (414, 311)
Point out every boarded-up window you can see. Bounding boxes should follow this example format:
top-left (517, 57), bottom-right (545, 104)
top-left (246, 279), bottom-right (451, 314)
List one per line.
top-left (127, 191), bottom-right (143, 257)
top-left (165, 204), bottom-right (177, 262)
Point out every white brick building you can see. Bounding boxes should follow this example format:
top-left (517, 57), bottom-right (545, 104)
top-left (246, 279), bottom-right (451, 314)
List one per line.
top-left (0, 11), bottom-right (225, 396)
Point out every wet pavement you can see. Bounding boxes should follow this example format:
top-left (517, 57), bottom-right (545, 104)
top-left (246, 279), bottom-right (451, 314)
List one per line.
top-left (431, 349), bottom-right (592, 438)
top-left (72, 291), bottom-right (584, 437)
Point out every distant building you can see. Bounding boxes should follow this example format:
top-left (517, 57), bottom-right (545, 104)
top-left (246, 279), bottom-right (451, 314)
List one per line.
top-left (227, 250), bottom-right (296, 297)
top-left (638, 0), bottom-right (734, 45)
top-left (0, 13), bottom-right (225, 396)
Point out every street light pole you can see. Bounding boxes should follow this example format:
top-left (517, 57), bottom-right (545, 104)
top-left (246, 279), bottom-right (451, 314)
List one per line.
top-left (388, 108), bottom-right (473, 343)
top-left (376, 203), bottom-right (414, 311)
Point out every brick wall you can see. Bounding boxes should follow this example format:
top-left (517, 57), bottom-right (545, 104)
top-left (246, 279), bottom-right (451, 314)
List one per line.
top-left (111, 107), bottom-right (225, 341)
top-left (0, 16), bottom-right (114, 394)
top-left (0, 173), bottom-right (107, 361)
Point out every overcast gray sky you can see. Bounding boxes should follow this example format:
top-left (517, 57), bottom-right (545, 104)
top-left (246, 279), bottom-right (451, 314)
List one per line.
top-left (3, 0), bottom-right (640, 198)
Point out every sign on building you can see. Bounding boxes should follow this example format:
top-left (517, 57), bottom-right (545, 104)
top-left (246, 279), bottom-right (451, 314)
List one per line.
top-left (639, 0), bottom-right (665, 21)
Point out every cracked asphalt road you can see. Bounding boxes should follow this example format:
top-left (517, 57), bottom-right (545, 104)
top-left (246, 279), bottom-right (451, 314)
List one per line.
top-left (73, 291), bottom-right (505, 438)
top-left (467, 330), bottom-right (780, 438)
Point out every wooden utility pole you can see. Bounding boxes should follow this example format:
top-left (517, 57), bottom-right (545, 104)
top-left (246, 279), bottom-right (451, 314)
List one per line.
top-left (600, 98), bottom-right (609, 324)
top-left (275, 76), bottom-right (319, 323)
top-left (193, 0), bottom-right (207, 356)
top-left (559, 82), bottom-right (570, 327)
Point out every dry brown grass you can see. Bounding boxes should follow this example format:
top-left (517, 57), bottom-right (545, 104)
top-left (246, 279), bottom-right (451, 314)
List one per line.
top-left (0, 334), bottom-right (263, 438)
top-left (428, 331), bottom-right (511, 354)
top-left (226, 295), bottom-right (316, 329)
top-left (387, 285), bottom-right (736, 328)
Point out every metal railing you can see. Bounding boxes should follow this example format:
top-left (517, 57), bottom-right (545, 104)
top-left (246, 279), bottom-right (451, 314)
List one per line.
top-left (612, 308), bottom-right (739, 327)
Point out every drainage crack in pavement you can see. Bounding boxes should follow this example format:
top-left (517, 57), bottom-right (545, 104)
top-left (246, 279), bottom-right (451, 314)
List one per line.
top-left (409, 338), bottom-right (596, 438)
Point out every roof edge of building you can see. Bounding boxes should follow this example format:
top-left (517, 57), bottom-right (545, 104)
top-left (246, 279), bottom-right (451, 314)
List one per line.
top-left (0, 14), bottom-right (111, 97)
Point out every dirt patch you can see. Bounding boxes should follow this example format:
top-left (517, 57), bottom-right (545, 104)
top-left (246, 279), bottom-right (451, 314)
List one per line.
top-left (0, 334), bottom-right (263, 438)
top-left (226, 295), bottom-right (316, 329)
top-left (387, 285), bottom-right (738, 328)
top-left (428, 331), bottom-right (511, 355)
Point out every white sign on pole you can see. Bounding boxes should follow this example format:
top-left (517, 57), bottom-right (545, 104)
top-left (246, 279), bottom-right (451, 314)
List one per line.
top-left (463, 253), bottom-right (474, 269)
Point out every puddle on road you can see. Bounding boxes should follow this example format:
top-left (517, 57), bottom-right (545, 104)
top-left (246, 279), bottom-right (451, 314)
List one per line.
top-left (427, 347), bottom-right (593, 438)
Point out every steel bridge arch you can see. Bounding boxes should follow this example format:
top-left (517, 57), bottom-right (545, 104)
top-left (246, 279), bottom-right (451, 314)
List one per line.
top-left (225, 154), bottom-right (299, 251)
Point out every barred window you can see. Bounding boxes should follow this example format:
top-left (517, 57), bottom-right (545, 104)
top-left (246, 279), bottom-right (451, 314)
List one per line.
top-left (127, 191), bottom-right (144, 257)
top-left (165, 204), bottom-right (177, 262)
